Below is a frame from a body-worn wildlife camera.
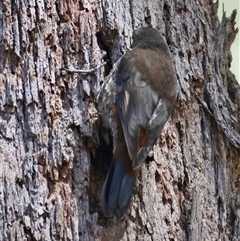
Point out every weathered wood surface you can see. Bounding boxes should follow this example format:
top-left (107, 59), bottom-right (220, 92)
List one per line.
top-left (0, 0), bottom-right (239, 240)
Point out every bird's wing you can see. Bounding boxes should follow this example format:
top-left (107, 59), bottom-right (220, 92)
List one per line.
top-left (115, 49), bottom-right (171, 166)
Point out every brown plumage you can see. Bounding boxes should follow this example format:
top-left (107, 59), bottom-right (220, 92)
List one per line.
top-left (98, 27), bottom-right (178, 219)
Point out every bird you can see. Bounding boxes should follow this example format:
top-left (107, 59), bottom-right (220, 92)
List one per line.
top-left (97, 27), bottom-right (178, 219)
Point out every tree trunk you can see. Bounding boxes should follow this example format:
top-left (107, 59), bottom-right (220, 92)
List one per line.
top-left (0, 0), bottom-right (239, 240)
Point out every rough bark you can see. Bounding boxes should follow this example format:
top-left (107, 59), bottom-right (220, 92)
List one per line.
top-left (0, 0), bottom-right (239, 240)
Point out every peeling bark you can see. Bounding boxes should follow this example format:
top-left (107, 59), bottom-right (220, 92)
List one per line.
top-left (0, 0), bottom-right (239, 240)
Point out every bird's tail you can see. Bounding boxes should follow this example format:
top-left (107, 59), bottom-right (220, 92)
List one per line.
top-left (100, 142), bottom-right (139, 219)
